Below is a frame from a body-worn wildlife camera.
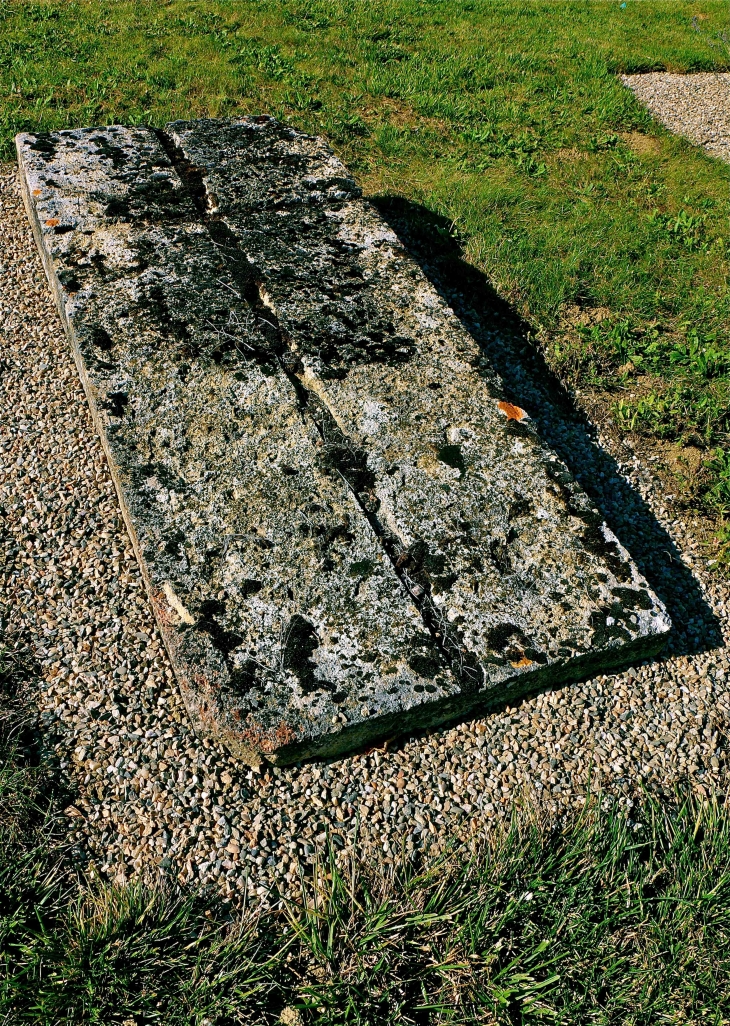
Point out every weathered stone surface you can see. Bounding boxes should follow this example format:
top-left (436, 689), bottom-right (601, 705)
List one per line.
top-left (17, 118), bottom-right (671, 765)
top-left (167, 117), bottom-right (671, 686)
top-left (17, 126), bottom-right (458, 764)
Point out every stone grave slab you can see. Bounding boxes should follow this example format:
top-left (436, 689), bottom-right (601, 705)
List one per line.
top-left (17, 119), bottom-right (671, 764)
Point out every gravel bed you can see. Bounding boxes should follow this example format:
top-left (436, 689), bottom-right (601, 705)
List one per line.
top-left (622, 72), bottom-right (730, 163)
top-left (2, 164), bottom-right (730, 908)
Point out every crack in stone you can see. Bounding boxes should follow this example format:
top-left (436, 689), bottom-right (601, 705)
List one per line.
top-left (159, 127), bottom-right (485, 691)
top-left (17, 119), bottom-right (673, 765)
top-left (164, 114), bottom-right (672, 705)
top-left (155, 128), bottom-right (284, 370)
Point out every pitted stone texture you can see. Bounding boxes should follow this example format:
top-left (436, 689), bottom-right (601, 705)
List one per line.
top-left (168, 116), bottom-right (670, 696)
top-left (18, 120), bottom-right (670, 765)
top-left (16, 126), bottom-right (456, 764)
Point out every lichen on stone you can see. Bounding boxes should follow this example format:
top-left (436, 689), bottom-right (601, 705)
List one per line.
top-left (17, 119), bottom-right (671, 765)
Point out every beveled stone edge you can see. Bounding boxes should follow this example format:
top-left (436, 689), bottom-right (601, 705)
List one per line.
top-left (226, 622), bottom-right (669, 765)
top-left (14, 130), bottom-right (244, 757)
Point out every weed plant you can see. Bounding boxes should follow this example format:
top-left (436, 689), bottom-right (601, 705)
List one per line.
top-left (2, 636), bottom-right (730, 1024)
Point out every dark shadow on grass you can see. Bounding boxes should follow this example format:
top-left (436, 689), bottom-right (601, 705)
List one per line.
top-left (372, 195), bottom-right (723, 662)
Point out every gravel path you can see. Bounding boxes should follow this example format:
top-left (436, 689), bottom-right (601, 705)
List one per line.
top-left (622, 72), bottom-right (730, 163)
top-left (2, 164), bottom-right (730, 907)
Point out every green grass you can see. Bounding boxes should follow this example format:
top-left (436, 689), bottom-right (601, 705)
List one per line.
top-left (4, 3), bottom-right (730, 1004)
top-left (3, 635), bottom-right (730, 1024)
top-left (2, 0), bottom-right (730, 525)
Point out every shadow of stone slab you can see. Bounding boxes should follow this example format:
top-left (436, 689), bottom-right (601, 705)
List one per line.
top-left (16, 118), bottom-right (671, 765)
top-left (371, 196), bottom-right (722, 663)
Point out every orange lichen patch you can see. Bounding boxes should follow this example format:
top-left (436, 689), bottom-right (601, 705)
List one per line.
top-left (498, 400), bottom-right (527, 421)
top-left (510, 656), bottom-right (534, 668)
top-left (32, 189), bottom-right (42, 196)
top-left (239, 718), bottom-right (297, 754)
top-left (274, 722), bottom-right (297, 746)
top-left (44, 218), bottom-right (59, 226)
top-left (150, 589), bottom-right (175, 628)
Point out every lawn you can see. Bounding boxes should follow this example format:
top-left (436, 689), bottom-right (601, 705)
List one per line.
top-left (2, 0), bottom-right (730, 539)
